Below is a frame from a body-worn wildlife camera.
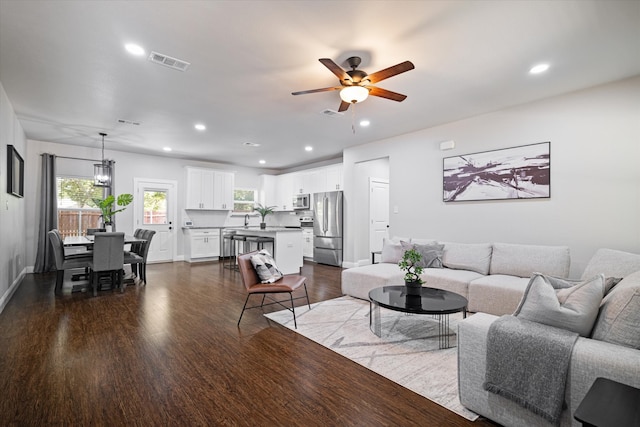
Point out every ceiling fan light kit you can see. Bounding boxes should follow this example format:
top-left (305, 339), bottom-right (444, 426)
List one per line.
top-left (340, 85), bottom-right (369, 104)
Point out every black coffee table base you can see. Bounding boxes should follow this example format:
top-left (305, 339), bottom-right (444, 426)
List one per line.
top-left (368, 286), bottom-right (468, 350)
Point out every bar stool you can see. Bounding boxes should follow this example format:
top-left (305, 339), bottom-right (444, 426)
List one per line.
top-left (223, 232), bottom-right (236, 270)
top-left (245, 236), bottom-right (275, 255)
top-left (232, 234), bottom-right (248, 270)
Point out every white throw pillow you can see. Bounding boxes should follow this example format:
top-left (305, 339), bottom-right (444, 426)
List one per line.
top-left (250, 250), bottom-right (283, 283)
top-left (380, 238), bottom-right (407, 263)
top-left (514, 273), bottom-right (605, 337)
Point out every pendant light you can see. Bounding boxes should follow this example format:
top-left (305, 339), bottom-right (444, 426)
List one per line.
top-left (93, 132), bottom-right (111, 187)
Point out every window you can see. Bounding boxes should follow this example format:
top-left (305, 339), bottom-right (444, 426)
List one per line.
top-left (233, 188), bottom-right (257, 213)
top-left (56, 176), bottom-right (104, 237)
top-left (143, 190), bottom-right (167, 224)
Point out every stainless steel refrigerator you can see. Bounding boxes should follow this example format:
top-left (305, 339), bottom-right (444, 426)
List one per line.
top-left (313, 191), bottom-right (343, 266)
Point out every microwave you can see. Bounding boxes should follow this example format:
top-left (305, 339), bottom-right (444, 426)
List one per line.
top-left (293, 193), bottom-right (310, 210)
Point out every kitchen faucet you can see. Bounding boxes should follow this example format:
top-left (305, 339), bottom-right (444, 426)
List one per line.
top-left (244, 214), bottom-right (250, 227)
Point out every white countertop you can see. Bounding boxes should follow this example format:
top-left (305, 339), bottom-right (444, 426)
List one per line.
top-left (224, 226), bottom-right (303, 232)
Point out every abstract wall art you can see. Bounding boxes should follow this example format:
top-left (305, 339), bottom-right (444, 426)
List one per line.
top-left (443, 142), bottom-right (550, 202)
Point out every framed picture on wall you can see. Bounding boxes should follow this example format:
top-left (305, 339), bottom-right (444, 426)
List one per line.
top-left (443, 141), bottom-right (550, 202)
top-left (7, 145), bottom-right (24, 198)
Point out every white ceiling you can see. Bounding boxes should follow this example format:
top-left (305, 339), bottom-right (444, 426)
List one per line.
top-left (1, 1), bottom-right (639, 170)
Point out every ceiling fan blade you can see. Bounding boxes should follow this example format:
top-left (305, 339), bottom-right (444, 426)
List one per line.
top-left (319, 58), bottom-right (350, 82)
top-left (366, 61), bottom-right (415, 84)
top-left (368, 86), bottom-right (408, 102)
top-left (292, 86), bottom-right (341, 96)
top-left (338, 101), bottom-right (350, 112)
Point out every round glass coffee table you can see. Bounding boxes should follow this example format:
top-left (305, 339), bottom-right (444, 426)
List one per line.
top-left (368, 286), bottom-right (468, 349)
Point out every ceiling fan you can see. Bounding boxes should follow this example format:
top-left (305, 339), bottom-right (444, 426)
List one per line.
top-left (292, 56), bottom-right (415, 112)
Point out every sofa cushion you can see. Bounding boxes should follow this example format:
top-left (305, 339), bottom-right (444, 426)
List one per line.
top-left (490, 243), bottom-right (570, 278)
top-left (401, 241), bottom-right (444, 268)
top-left (513, 273), bottom-right (604, 337)
top-left (341, 263), bottom-right (404, 300)
top-left (591, 270), bottom-right (640, 349)
top-left (468, 275), bottom-right (531, 316)
top-left (441, 242), bottom-right (492, 275)
top-left (420, 268), bottom-right (483, 300)
top-left (581, 248), bottom-right (640, 280)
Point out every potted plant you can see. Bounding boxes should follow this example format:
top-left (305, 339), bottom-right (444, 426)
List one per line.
top-left (253, 203), bottom-right (276, 229)
top-left (399, 248), bottom-right (424, 295)
top-left (92, 193), bottom-right (133, 231)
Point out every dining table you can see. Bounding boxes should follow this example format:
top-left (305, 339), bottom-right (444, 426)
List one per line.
top-left (63, 234), bottom-right (146, 246)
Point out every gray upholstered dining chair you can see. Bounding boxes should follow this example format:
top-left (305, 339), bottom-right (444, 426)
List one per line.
top-left (88, 232), bottom-right (125, 296)
top-left (48, 229), bottom-right (93, 295)
top-left (124, 229), bottom-right (156, 284)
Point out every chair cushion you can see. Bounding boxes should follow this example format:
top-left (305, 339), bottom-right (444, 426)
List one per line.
top-left (250, 250), bottom-right (283, 283)
top-left (513, 273), bottom-right (605, 337)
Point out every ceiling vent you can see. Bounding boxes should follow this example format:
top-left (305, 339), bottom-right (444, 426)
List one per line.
top-left (148, 51), bottom-right (190, 71)
top-left (321, 109), bottom-right (344, 117)
top-left (117, 119), bottom-right (141, 126)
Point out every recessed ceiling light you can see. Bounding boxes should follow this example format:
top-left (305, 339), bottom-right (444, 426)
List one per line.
top-left (360, 120), bottom-right (370, 127)
top-left (194, 123), bottom-right (206, 131)
top-left (163, 147), bottom-right (172, 152)
top-left (259, 160), bottom-right (266, 164)
top-left (529, 63), bottom-right (550, 74)
top-left (305, 146), bottom-right (313, 152)
top-left (125, 43), bottom-right (145, 56)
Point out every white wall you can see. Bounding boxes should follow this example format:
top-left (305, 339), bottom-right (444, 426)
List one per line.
top-left (0, 83), bottom-right (27, 311)
top-left (344, 76), bottom-right (640, 277)
top-left (24, 139), bottom-right (267, 267)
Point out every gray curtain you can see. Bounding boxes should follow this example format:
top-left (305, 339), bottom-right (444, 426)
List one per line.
top-left (106, 159), bottom-right (116, 231)
top-left (34, 153), bottom-right (58, 273)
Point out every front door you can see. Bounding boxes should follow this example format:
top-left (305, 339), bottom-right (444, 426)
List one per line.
top-left (133, 178), bottom-right (177, 263)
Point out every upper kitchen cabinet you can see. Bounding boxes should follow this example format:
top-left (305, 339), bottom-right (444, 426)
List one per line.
top-left (325, 164), bottom-right (343, 191)
top-left (185, 167), bottom-right (234, 210)
top-left (275, 173), bottom-right (294, 211)
top-left (213, 171), bottom-right (234, 210)
top-left (186, 167), bottom-right (215, 209)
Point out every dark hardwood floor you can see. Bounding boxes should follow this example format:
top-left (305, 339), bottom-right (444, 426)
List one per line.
top-left (0, 261), bottom-right (497, 426)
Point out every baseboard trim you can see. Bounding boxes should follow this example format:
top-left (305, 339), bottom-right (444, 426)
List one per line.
top-left (0, 268), bottom-right (26, 315)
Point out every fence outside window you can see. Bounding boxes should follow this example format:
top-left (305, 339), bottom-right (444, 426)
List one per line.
top-left (57, 209), bottom-right (101, 238)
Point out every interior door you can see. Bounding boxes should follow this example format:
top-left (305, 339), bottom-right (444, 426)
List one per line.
top-left (369, 178), bottom-right (389, 253)
top-left (134, 178), bottom-right (177, 263)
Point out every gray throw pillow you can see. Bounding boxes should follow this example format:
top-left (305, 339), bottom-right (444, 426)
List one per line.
top-left (514, 273), bottom-right (605, 337)
top-left (401, 241), bottom-right (444, 268)
top-left (591, 270), bottom-right (640, 349)
top-left (250, 250), bottom-right (283, 283)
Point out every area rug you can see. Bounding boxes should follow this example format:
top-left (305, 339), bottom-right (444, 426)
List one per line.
top-left (264, 296), bottom-right (479, 421)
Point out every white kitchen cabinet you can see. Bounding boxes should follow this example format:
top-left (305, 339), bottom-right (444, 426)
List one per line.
top-left (325, 164), bottom-right (343, 191)
top-left (302, 228), bottom-right (314, 258)
top-left (185, 229), bottom-right (220, 262)
top-left (275, 173), bottom-right (294, 211)
top-left (213, 171), bottom-right (234, 210)
top-left (186, 167), bottom-right (215, 209)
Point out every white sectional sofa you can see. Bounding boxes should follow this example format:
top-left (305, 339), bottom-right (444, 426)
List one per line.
top-left (458, 248), bottom-right (640, 426)
top-left (341, 238), bottom-right (570, 315)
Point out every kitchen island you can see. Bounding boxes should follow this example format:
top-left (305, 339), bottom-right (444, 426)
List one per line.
top-left (224, 227), bottom-right (303, 274)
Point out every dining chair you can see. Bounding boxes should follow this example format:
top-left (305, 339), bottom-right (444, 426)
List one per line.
top-left (48, 229), bottom-right (93, 295)
top-left (124, 229), bottom-right (156, 284)
top-left (237, 250), bottom-right (310, 328)
top-left (88, 232), bottom-right (125, 296)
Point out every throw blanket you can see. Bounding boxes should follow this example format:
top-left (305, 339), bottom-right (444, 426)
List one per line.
top-left (483, 315), bottom-right (578, 425)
